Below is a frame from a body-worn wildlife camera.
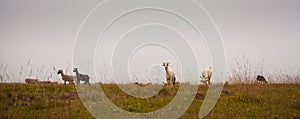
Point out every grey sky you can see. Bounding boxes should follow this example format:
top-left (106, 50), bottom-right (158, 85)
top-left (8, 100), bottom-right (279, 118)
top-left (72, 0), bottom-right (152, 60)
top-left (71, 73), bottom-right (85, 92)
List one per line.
top-left (0, 0), bottom-right (299, 83)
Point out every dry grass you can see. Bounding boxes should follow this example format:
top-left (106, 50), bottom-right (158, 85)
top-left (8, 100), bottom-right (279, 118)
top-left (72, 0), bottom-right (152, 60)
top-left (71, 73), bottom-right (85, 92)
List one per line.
top-left (227, 56), bottom-right (300, 84)
top-left (0, 61), bottom-right (73, 84)
top-left (0, 83), bottom-right (299, 118)
top-left (0, 58), bottom-right (300, 118)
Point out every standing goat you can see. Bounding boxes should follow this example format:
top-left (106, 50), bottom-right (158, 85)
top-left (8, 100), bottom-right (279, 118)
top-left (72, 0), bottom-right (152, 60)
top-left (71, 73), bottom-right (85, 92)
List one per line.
top-left (73, 68), bottom-right (90, 85)
top-left (57, 69), bottom-right (75, 85)
top-left (200, 67), bottom-right (212, 85)
top-left (257, 75), bottom-right (267, 83)
top-left (162, 62), bottom-right (176, 87)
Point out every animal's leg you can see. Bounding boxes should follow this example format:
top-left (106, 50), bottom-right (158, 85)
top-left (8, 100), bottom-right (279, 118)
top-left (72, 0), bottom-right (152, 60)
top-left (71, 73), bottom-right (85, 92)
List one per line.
top-left (167, 78), bottom-right (170, 85)
top-left (87, 80), bottom-right (90, 85)
top-left (77, 78), bottom-right (80, 85)
top-left (173, 77), bottom-right (176, 85)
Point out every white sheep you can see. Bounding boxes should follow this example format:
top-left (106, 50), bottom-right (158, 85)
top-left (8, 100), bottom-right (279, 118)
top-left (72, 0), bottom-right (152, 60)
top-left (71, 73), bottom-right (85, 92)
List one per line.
top-left (162, 62), bottom-right (176, 87)
top-left (57, 69), bottom-right (75, 85)
top-left (200, 67), bottom-right (212, 85)
top-left (134, 82), bottom-right (151, 87)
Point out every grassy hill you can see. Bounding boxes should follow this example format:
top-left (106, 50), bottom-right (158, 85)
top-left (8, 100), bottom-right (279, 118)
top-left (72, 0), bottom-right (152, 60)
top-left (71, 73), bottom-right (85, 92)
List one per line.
top-left (0, 83), bottom-right (299, 118)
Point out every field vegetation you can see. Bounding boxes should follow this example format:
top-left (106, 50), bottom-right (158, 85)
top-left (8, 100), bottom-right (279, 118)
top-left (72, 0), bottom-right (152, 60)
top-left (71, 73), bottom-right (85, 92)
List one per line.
top-left (0, 83), bottom-right (299, 118)
top-left (0, 58), bottom-right (300, 118)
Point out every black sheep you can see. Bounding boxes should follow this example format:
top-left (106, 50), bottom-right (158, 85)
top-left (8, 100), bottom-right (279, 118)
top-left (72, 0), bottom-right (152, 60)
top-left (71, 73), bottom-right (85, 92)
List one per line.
top-left (73, 68), bottom-right (90, 85)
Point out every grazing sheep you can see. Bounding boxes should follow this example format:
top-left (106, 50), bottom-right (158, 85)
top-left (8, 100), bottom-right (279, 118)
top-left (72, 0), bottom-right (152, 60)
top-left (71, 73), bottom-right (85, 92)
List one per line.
top-left (25, 78), bottom-right (38, 84)
top-left (134, 82), bottom-right (151, 87)
top-left (73, 68), bottom-right (90, 85)
top-left (162, 62), bottom-right (176, 87)
top-left (257, 75), bottom-right (267, 83)
top-left (200, 67), bottom-right (212, 85)
top-left (57, 69), bottom-right (75, 85)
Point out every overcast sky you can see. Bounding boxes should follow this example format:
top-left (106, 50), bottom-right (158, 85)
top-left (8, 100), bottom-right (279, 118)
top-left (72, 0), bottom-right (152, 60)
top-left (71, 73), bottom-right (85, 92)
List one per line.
top-left (0, 0), bottom-right (299, 83)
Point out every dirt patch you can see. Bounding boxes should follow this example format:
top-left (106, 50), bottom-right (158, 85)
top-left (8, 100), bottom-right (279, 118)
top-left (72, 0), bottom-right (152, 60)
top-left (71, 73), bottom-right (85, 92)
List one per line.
top-left (17, 92), bottom-right (79, 101)
top-left (152, 94), bottom-right (168, 99)
top-left (290, 100), bottom-right (300, 109)
top-left (17, 94), bottom-right (35, 101)
top-left (222, 89), bottom-right (234, 95)
top-left (194, 92), bottom-right (204, 99)
top-left (47, 92), bottom-right (79, 100)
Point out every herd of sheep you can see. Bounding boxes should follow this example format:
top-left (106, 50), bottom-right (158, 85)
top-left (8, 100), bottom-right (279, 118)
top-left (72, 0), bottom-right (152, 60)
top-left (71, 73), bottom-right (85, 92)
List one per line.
top-left (161, 62), bottom-right (267, 86)
top-left (25, 62), bottom-right (268, 85)
top-left (25, 68), bottom-right (90, 85)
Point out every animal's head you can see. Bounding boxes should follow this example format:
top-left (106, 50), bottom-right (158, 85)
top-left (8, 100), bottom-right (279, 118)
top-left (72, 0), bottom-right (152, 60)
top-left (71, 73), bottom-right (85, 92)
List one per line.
top-left (162, 62), bottom-right (169, 68)
top-left (257, 75), bottom-right (264, 79)
top-left (206, 67), bottom-right (212, 70)
top-left (73, 68), bottom-right (78, 72)
top-left (256, 75), bottom-right (268, 83)
top-left (57, 69), bottom-right (63, 74)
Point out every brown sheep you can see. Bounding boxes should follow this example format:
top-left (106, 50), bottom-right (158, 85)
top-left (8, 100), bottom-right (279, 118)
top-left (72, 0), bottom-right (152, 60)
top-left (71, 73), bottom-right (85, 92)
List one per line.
top-left (57, 69), bottom-right (75, 85)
